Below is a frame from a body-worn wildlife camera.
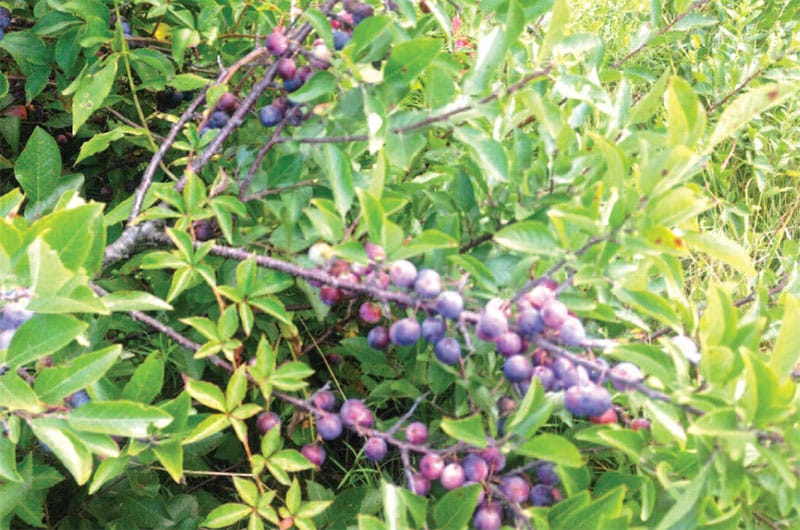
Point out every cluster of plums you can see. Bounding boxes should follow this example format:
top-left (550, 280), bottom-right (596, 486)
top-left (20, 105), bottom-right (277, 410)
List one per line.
top-left (200, 92), bottom-right (240, 135)
top-left (255, 388), bottom-right (565, 530)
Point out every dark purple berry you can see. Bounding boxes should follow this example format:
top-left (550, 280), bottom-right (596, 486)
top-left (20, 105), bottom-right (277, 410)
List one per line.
top-left (537, 462), bottom-right (560, 485)
top-left (503, 354), bottom-right (533, 383)
top-left (495, 331), bottom-right (523, 357)
top-left (564, 384), bottom-right (612, 417)
top-left (309, 39), bottom-right (331, 69)
top-left (276, 57), bottom-right (297, 80)
top-left (256, 412), bottom-right (281, 434)
top-left (312, 390), bottom-right (336, 412)
top-left (558, 317), bottom-right (586, 345)
top-left (588, 357), bottom-right (609, 384)
top-left (500, 475), bottom-right (530, 504)
top-left (532, 365), bottom-right (556, 391)
top-left (283, 74), bottom-right (305, 93)
top-left (316, 413), bottom-right (343, 440)
top-left (527, 284), bottom-right (556, 308)
top-left (216, 92), bottom-right (239, 113)
top-left (319, 285), bottom-right (341, 305)
top-left (68, 390), bottom-right (91, 408)
top-left (435, 291), bottom-right (464, 320)
top-left (259, 104), bottom-right (284, 127)
top-left (367, 270), bottom-right (390, 290)
top-left (517, 309), bottom-right (544, 336)
top-left (367, 326), bottom-right (390, 350)
top-left (410, 473), bottom-right (431, 496)
top-left (439, 463), bottom-right (465, 490)
top-left (541, 300), bottom-right (568, 329)
top-left (497, 396), bottom-right (516, 415)
top-left (405, 422), bottom-right (428, 445)
top-left (414, 269), bottom-right (441, 298)
top-left (359, 302), bottom-right (383, 324)
top-left (389, 318), bottom-right (421, 346)
top-left (529, 484), bottom-right (555, 506)
top-left (478, 445), bottom-right (505, 473)
top-left (434, 337), bottom-right (461, 365)
top-left (208, 111), bottom-right (229, 129)
top-left (297, 65), bottom-right (314, 82)
top-left (340, 399), bottom-right (374, 430)
top-left (610, 362), bottom-right (644, 391)
top-left (193, 219), bottom-right (216, 241)
top-left (421, 317), bottom-right (445, 343)
top-left (301, 443), bottom-right (326, 467)
top-left (419, 453), bottom-right (444, 480)
top-left (265, 29), bottom-right (289, 55)
top-left (0, 302), bottom-right (34, 331)
top-left (472, 502), bottom-right (502, 530)
top-left (477, 309), bottom-right (508, 341)
top-left (333, 30), bottom-right (351, 51)
top-left (389, 260), bottom-right (417, 288)
top-left (0, 7), bottom-right (11, 29)
top-left (463, 454), bottom-right (489, 482)
top-left (631, 418), bottom-right (651, 431)
top-left (364, 437), bottom-right (388, 461)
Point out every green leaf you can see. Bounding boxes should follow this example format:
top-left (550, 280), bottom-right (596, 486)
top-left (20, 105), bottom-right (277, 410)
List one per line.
top-left (432, 484), bottom-right (480, 529)
top-left (539, 0), bottom-right (569, 61)
top-left (389, 230), bottom-right (458, 260)
top-left (185, 379), bottom-right (226, 411)
top-left (0, 436), bottom-right (23, 483)
top-left (183, 414), bottom-right (230, 445)
top-left (6, 314), bottom-right (88, 369)
top-left (681, 231), bottom-right (755, 277)
top-left (665, 76), bottom-right (705, 148)
top-left (614, 288), bottom-right (682, 331)
top-left (0, 371), bottom-right (41, 412)
top-left (121, 352), bottom-right (166, 404)
top-left (29, 418), bottom-right (93, 485)
top-left (655, 460), bottom-right (709, 530)
top-left (102, 290), bottom-right (173, 312)
top-left (356, 189), bottom-right (386, 246)
top-left (153, 439), bottom-right (184, 483)
top-left (516, 433), bottom-right (584, 468)
top-left (706, 81), bottom-right (800, 151)
top-left (315, 144), bottom-right (354, 219)
top-left (303, 9), bottom-right (334, 51)
top-left (493, 221), bottom-right (558, 255)
top-left (440, 415), bottom-right (486, 448)
top-left (89, 456), bottom-right (130, 495)
top-left (32, 203), bottom-right (105, 271)
top-left (226, 366), bottom-right (248, 411)
top-left (771, 294), bottom-right (800, 381)
top-left (269, 362), bottom-right (314, 391)
top-left (202, 503), bottom-right (251, 528)
top-left (74, 128), bottom-right (129, 164)
top-left (287, 71), bottom-right (337, 104)
top-left (463, 27), bottom-right (506, 95)
top-left (644, 400), bottom-right (686, 449)
top-left (34, 345), bottom-right (121, 404)
top-left (67, 401), bottom-right (173, 437)
top-left (454, 127), bottom-right (508, 187)
top-left (14, 127), bottom-right (61, 205)
top-left (269, 450), bottom-right (315, 472)
top-left (72, 55), bottom-right (119, 134)
top-left (383, 38), bottom-right (441, 100)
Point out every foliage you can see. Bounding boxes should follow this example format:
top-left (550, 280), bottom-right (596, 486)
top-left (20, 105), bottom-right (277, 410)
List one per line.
top-left (1, 0), bottom-right (799, 529)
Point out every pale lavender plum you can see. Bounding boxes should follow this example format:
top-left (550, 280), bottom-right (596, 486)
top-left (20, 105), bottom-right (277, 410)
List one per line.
top-left (340, 399), bottom-right (374, 430)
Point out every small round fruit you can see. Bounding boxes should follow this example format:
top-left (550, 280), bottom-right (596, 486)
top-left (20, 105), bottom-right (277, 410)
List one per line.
top-left (208, 111), bottom-right (229, 129)
top-left (367, 326), bottom-right (390, 350)
top-left (435, 291), bottom-right (464, 320)
top-left (479, 445), bottom-right (505, 473)
top-left (316, 413), bottom-right (343, 440)
top-left (472, 502), bottom-right (503, 530)
top-left (216, 92), bottom-right (239, 113)
top-left (590, 407), bottom-right (618, 424)
top-left (610, 362), bottom-right (644, 391)
top-left (68, 390), bottom-right (91, 408)
top-left (531, 366), bottom-right (556, 391)
top-left (265, 29), bottom-right (289, 55)
top-left (419, 453), bottom-right (445, 480)
top-left (405, 422), bottom-right (428, 445)
top-left (537, 462), bottom-right (560, 486)
top-left (495, 331), bottom-right (523, 357)
top-left (410, 473), bottom-right (431, 496)
top-left (631, 418), bottom-right (651, 431)
top-left (439, 463), bottom-right (465, 490)
top-left (333, 30), bottom-right (351, 50)
top-left (463, 454), bottom-right (489, 482)
top-left (0, 302), bottom-right (34, 331)
top-left (276, 57), bottom-right (297, 80)
top-left (309, 39), bottom-right (331, 69)
top-left (527, 284), bottom-right (556, 308)
top-left (517, 309), bottom-right (544, 337)
top-left (434, 337), bottom-right (461, 365)
top-left (389, 318), bottom-right (421, 346)
top-left (260, 104), bottom-right (284, 127)
top-left (319, 285), bottom-right (341, 305)
top-left (541, 300), bottom-right (569, 329)
top-left (421, 317), bottom-right (446, 343)
top-left (256, 412), bottom-right (281, 434)
top-left (340, 399), bottom-right (374, 430)
top-left (414, 269), bottom-right (441, 298)
top-left (529, 484), bottom-right (555, 506)
top-left (497, 396), bottom-right (516, 415)
top-left (312, 390), bottom-right (336, 412)
top-left (558, 317), bottom-right (586, 345)
top-left (389, 260), bottom-right (418, 288)
top-left (283, 74), bottom-right (305, 93)
top-left (476, 309), bottom-right (508, 341)
top-left (359, 302), bottom-right (383, 324)
top-left (500, 475), bottom-right (530, 504)
top-left (364, 437), bottom-right (388, 461)
top-left (563, 384), bottom-right (612, 418)
top-left (301, 443), bottom-right (326, 467)
top-left (503, 355), bottom-right (533, 383)
top-left (365, 242), bottom-right (386, 262)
